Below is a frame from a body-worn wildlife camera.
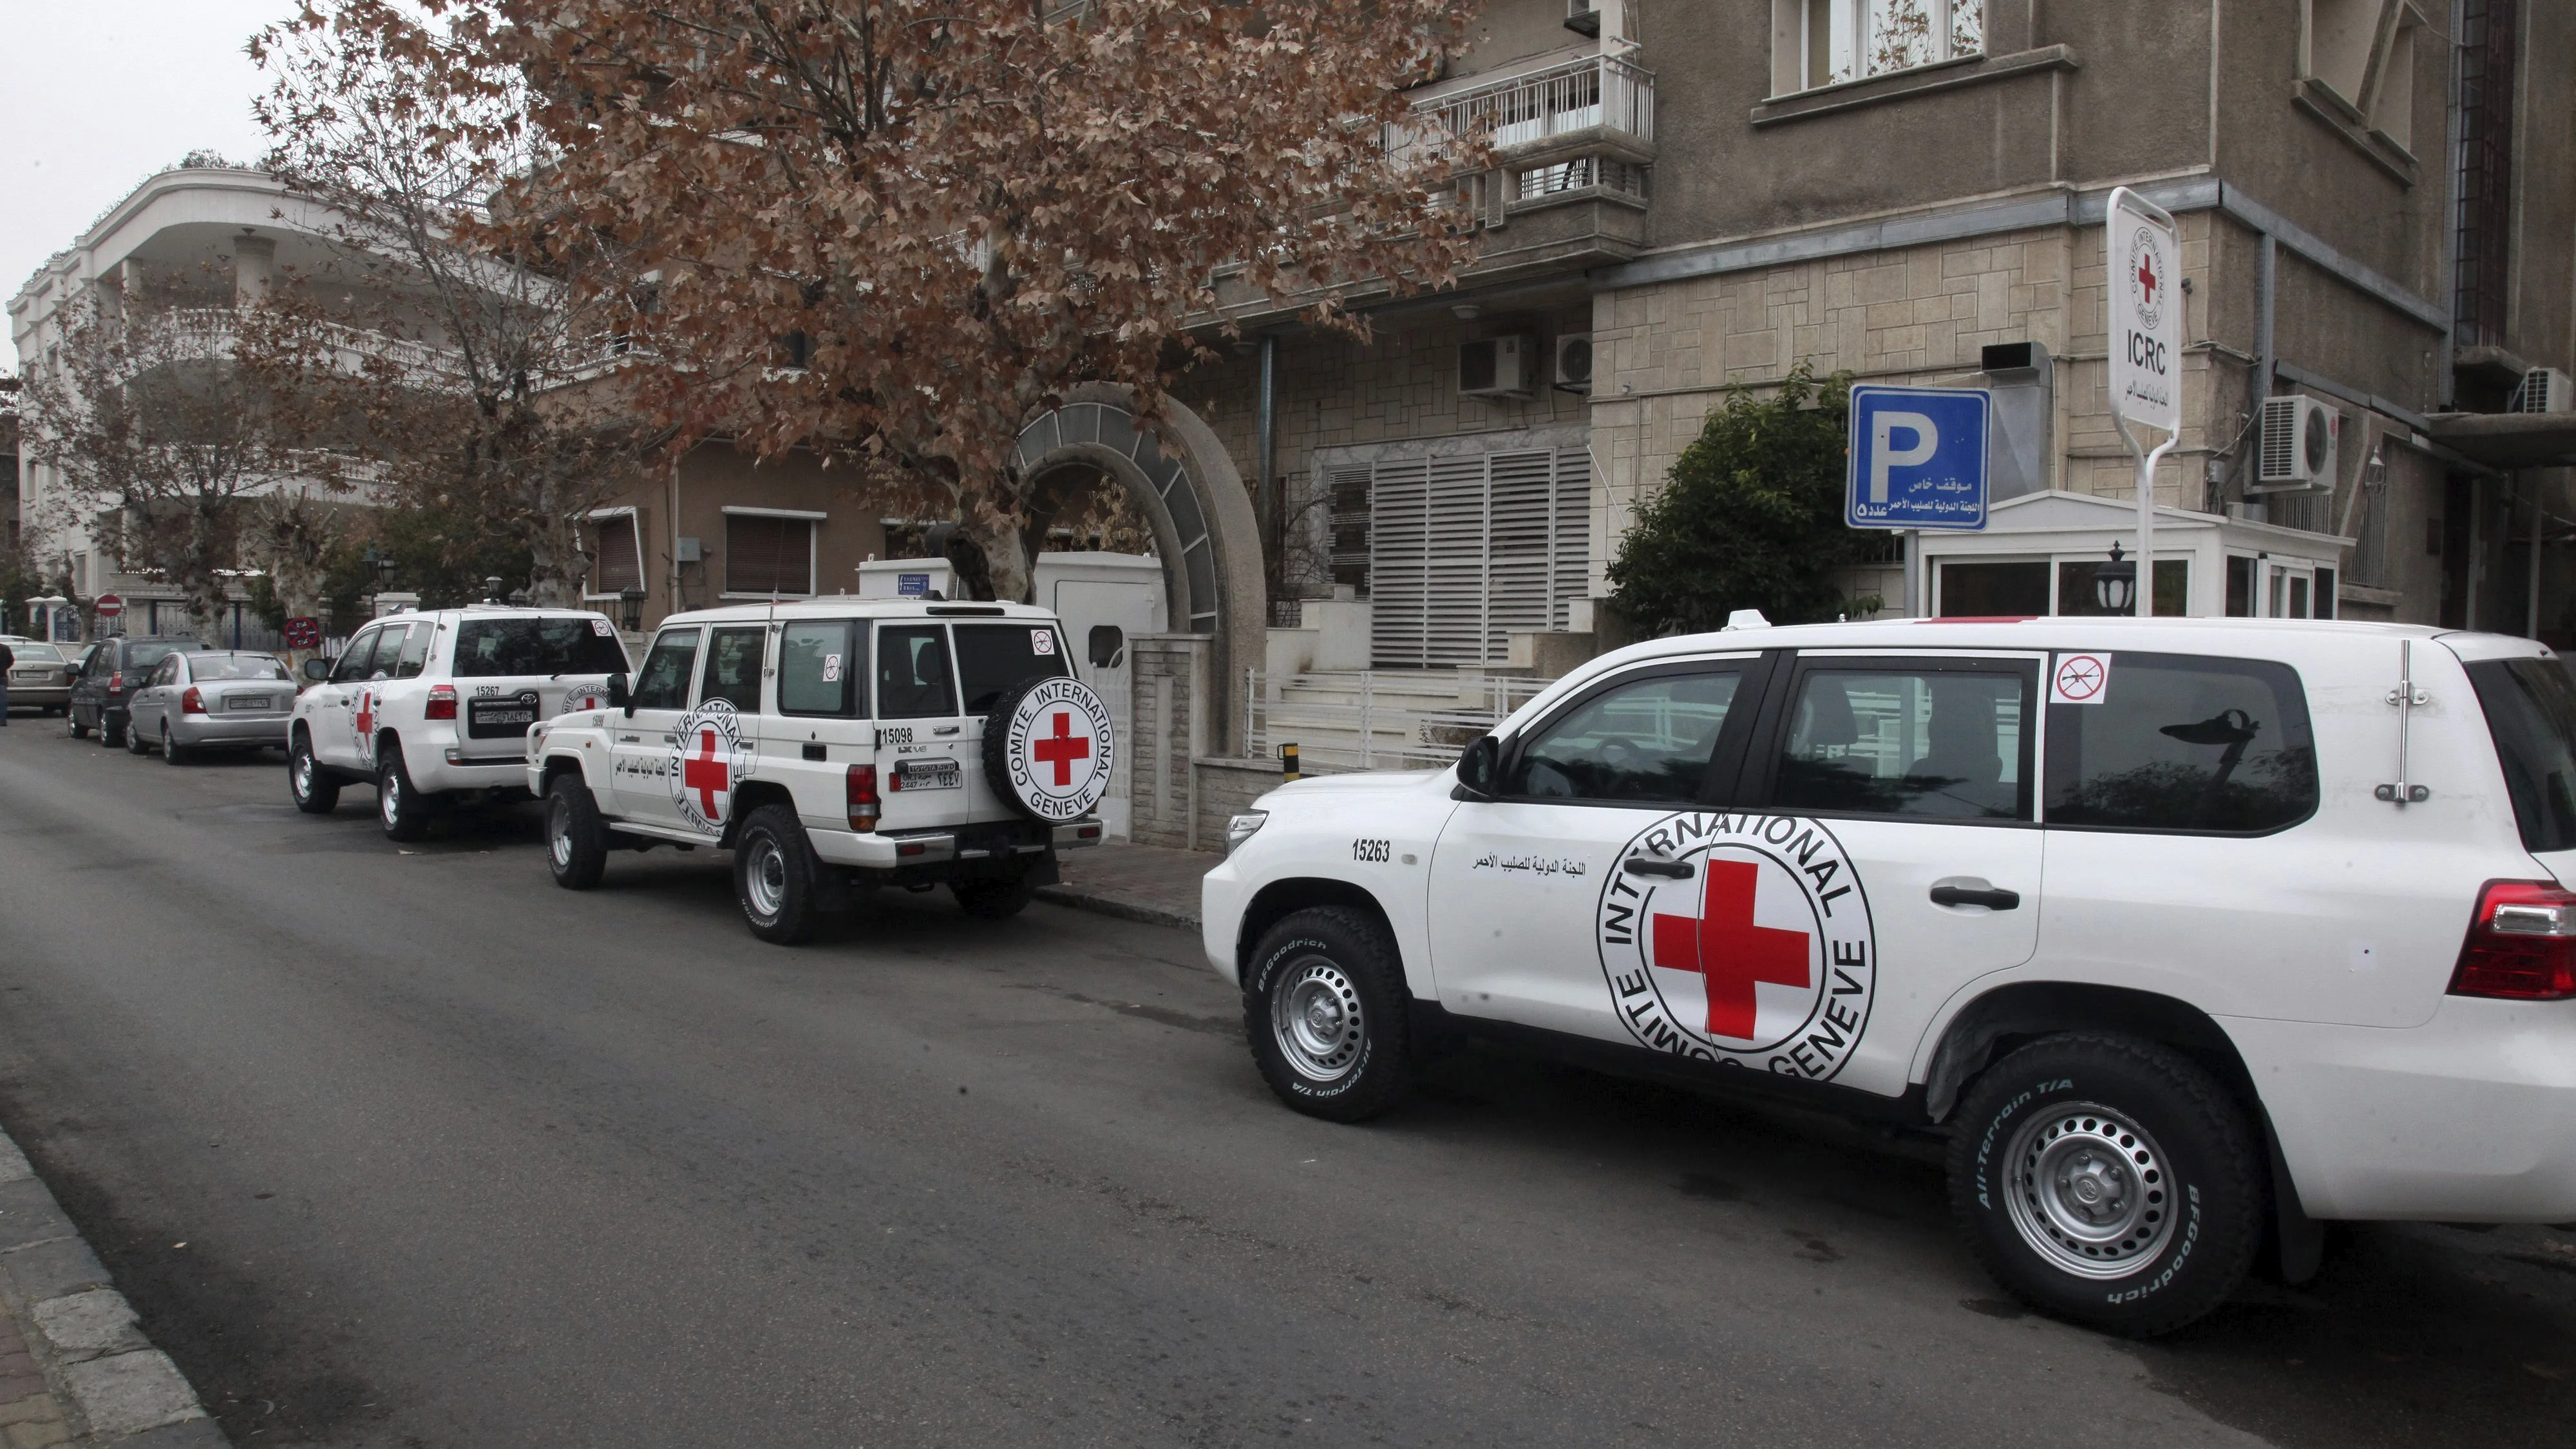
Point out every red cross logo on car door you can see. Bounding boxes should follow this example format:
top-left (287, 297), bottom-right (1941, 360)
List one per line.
top-left (667, 699), bottom-right (743, 835)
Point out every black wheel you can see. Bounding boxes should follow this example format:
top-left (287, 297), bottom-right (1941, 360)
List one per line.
top-left (289, 732), bottom-right (339, 814)
top-left (545, 774), bottom-right (608, 890)
top-left (65, 709), bottom-right (87, 739)
top-left (161, 726), bottom-right (187, 765)
top-left (124, 715), bottom-right (151, 753)
top-left (1242, 906), bottom-right (1414, 1122)
top-left (951, 874), bottom-right (1036, 920)
top-left (1947, 1034), bottom-right (2264, 1337)
top-left (101, 712), bottom-right (126, 749)
top-left (734, 804), bottom-right (821, 945)
top-left (376, 750), bottom-right (430, 842)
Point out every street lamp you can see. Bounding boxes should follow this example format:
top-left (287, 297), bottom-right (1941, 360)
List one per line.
top-left (2094, 541), bottom-right (2137, 614)
top-left (618, 587), bottom-right (646, 634)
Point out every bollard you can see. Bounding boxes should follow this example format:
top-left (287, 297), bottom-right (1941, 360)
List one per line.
top-left (1280, 742), bottom-right (1300, 782)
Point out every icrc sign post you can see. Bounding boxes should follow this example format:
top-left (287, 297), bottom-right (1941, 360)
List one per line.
top-left (2107, 186), bottom-right (2182, 617)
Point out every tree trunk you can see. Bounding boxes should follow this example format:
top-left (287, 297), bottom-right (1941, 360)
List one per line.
top-left (960, 509), bottom-right (1032, 605)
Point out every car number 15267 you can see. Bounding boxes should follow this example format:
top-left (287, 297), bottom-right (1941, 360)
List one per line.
top-left (1352, 838), bottom-right (1392, 862)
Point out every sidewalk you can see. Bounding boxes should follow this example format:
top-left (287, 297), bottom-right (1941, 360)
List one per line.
top-left (0, 1133), bottom-right (224, 1449)
top-left (1036, 841), bottom-right (1220, 931)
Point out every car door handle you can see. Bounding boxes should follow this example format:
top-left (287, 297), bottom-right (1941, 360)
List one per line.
top-left (1623, 857), bottom-right (1695, 880)
top-left (1930, 882), bottom-right (2021, 911)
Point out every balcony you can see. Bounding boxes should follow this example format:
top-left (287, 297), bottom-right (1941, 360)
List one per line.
top-left (1400, 53), bottom-right (1655, 163)
top-left (138, 308), bottom-right (463, 387)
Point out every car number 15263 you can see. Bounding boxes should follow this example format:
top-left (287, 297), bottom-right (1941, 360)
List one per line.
top-left (1352, 838), bottom-right (1392, 862)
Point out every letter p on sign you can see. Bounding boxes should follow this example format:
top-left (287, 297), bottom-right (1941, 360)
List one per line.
top-left (1869, 413), bottom-right (1938, 503)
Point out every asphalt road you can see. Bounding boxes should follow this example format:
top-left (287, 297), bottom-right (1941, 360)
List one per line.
top-left (0, 716), bottom-right (2571, 1448)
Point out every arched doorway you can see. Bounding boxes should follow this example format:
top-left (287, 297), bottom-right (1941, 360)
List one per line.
top-left (1012, 384), bottom-right (1264, 753)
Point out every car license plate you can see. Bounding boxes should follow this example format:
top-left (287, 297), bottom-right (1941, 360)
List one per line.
top-left (893, 757), bottom-right (962, 791)
top-left (468, 693), bottom-right (540, 737)
top-left (227, 696), bottom-right (272, 711)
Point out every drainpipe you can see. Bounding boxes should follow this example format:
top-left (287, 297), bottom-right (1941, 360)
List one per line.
top-left (2439, 0), bottom-right (2470, 409)
top-left (1256, 334), bottom-right (1278, 596)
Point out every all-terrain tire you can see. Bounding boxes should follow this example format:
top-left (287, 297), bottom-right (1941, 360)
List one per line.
top-left (289, 732), bottom-right (339, 814)
top-left (376, 749), bottom-right (431, 842)
top-left (734, 804), bottom-right (822, 945)
top-left (1947, 1033), bottom-right (2264, 1337)
top-left (545, 774), bottom-right (609, 890)
top-left (1242, 906), bottom-right (1414, 1123)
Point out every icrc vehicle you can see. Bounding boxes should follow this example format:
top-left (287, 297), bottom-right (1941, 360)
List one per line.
top-left (527, 598), bottom-right (1110, 943)
top-left (289, 606), bottom-right (631, 840)
top-left (1206, 616), bottom-right (2576, 1335)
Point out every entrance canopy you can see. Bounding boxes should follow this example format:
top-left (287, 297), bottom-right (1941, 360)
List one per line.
top-left (1917, 490), bottom-right (2351, 621)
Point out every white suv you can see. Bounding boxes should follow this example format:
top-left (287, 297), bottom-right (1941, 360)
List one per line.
top-left (290, 606), bottom-right (631, 839)
top-left (526, 598), bottom-right (1110, 943)
top-left (1204, 617), bottom-right (2576, 1334)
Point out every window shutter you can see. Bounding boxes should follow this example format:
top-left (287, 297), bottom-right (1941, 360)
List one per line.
top-left (1485, 450), bottom-right (1555, 659)
top-left (1361, 442), bottom-right (1593, 668)
top-left (591, 515), bottom-right (643, 594)
top-left (724, 515), bottom-right (813, 596)
top-left (1553, 449), bottom-right (1590, 630)
top-left (1367, 459), bottom-right (1430, 668)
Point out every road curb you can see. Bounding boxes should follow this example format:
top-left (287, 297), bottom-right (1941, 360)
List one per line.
top-left (0, 1132), bottom-right (227, 1448)
top-left (1030, 884), bottom-right (1200, 931)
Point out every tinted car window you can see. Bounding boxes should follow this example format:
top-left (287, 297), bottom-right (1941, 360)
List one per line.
top-left (194, 655), bottom-right (290, 681)
top-left (1774, 665), bottom-right (2032, 820)
top-left (126, 642), bottom-right (189, 674)
top-left (952, 623), bottom-right (1070, 714)
top-left (779, 621), bottom-right (864, 718)
top-left (453, 616), bottom-right (630, 677)
top-left (699, 626), bottom-right (767, 713)
top-left (2468, 656), bottom-right (2576, 853)
top-left (331, 632), bottom-right (383, 683)
top-left (2045, 654), bottom-right (2316, 833)
top-left (877, 625), bottom-right (957, 719)
top-left (630, 629), bottom-right (700, 711)
top-left (1507, 668), bottom-right (1741, 802)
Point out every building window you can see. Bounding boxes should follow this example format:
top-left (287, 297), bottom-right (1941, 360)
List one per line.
top-left (585, 510), bottom-right (645, 598)
top-left (1360, 444), bottom-right (1589, 668)
top-left (1798, 0), bottom-right (1984, 91)
top-left (2304, 0), bottom-right (2425, 153)
top-left (722, 511), bottom-right (817, 598)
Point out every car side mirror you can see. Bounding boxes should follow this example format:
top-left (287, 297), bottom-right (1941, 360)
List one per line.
top-left (302, 658), bottom-right (333, 683)
top-left (605, 672), bottom-right (632, 714)
top-left (1454, 734), bottom-right (1499, 800)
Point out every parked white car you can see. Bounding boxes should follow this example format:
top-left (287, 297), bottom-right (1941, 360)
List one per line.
top-left (289, 606), bottom-right (631, 839)
top-left (1204, 616), bottom-right (2576, 1335)
top-left (527, 598), bottom-right (1110, 943)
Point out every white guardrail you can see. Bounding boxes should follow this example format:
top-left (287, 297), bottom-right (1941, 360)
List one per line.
top-left (1244, 669), bottom-right (1551, 775)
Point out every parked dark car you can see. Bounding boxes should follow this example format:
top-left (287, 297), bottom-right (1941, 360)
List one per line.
top-left (67, 637), bottom-right (211, 748)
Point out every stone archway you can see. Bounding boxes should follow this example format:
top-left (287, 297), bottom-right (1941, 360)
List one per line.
top-left (1012, 383), bottom-right (1265, 753)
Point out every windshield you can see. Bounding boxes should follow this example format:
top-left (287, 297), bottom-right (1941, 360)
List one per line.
top-left (193, 655), bottom-right (290, 681)
top-left (2468, 656), bottom-right (2576, 853)
top-left (452, 617), bottom-right (631, 678)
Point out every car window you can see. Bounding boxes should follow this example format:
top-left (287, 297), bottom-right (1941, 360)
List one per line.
top-left (779, 620), bottom-right (864, 718)
top-left (12, 644), bottom-right (61, 664)
top-left (877, 625), bottom-right (958, 719)
top-left (127, 642), bottom-right (185, 674)
top-left (2467, 656), bottom-right (2576, 852)
top-left (2044, 653), bottom-right (2316, 833)
top-left (1774, 664), bottom-right (2033, 820)
top-left (330, 630), bottom-right (382, 684)
top-left (630, 628), bottom-right (701, 711)
top-left (365, 623), bottom-right (411, 678)
top-left (393, 623), bottom-right (432, 679)
top-left (952, 623), bottom-right (1071, 714)
top-left (699, 625), bottom-right (767, 713)
top-left (452, 616), bottom-right (630, 677)
top-left (1506, 667), bottom-right (1744, 803)
top-left (153, 657), bottom-right (180, 687)
top-left (194, 655), bottom-right (290, 682)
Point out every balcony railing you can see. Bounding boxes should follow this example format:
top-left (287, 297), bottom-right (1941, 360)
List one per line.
top-left (1390, 54), bottom-right (1656, 162)
top-left (144, 308), bottom-right (464, 382)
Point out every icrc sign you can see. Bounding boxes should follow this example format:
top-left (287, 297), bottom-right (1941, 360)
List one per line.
top-left (2107, 187), bottom-right (2181, 433)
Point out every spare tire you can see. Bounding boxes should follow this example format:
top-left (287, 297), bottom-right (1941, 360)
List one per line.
top-left (981, 674), bottom-right (1117, 824)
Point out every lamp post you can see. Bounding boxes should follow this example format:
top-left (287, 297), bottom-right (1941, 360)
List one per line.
top-left (618, 587), bottom-right (646, 634)
top-left (2094, 541), bottom-right (2137, 615)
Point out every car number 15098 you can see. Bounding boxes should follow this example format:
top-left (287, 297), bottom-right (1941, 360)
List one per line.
top-left (1352, 838), bottom-right (1392, 862)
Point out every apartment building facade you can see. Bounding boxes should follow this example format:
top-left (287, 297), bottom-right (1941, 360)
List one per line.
top-left (1171, 0), bottom-right (2576, 670)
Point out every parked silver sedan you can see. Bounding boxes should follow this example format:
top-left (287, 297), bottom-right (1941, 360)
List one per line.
top-left (124, 650), bottom-right (297, 762)
top-left (3, 640), bottom-right (73, 715)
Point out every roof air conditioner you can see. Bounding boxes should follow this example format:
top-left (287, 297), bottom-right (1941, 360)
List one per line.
top-left (2511, 368), bottom-right (2573, 414)
top-left (1553, 334), bottom-right (1593, 392)
top-left (2255, 395), bottom-right (2339, 495)
top-left (1458, 336), bottom-right (1535, 399)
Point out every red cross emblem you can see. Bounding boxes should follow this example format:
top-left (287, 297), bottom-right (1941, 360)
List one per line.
top-left (1030, 710), bottom-right (1091, 787)
top-left (353, 688), bottom-right (374, 741)
top-left (681, 726), bottom-right (730, 820)
top-left (2136, 252), bottom-right (2159, 305)
top-left (1649, 858), bottom-right (1812, 1040)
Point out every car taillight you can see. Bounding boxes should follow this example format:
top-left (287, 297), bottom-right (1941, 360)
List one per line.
top-left (424, 684), bottom-right (458, 720)
top-left (2451, 880), bottom-right (2576, 1000)
top-left (847, 764), bottom-right (880, 831)
top-left (180, 687), bottom-right (205, 714)
top-left (108, 671), bottom-right (122, 693)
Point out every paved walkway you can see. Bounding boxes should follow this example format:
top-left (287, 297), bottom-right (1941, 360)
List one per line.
top-left (1036, 840), bottom-right (1219, 930)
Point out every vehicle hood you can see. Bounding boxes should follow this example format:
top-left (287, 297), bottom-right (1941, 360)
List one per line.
top-left (1257, 769), bottom-right (1444, 810)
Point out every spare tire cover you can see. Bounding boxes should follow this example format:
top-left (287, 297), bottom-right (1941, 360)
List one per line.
top-left (981, 674), bottom-right (1117, 823)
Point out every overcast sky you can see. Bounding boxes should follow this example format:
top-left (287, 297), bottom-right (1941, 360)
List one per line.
top-left (3, 0), bottom-right (296, 353)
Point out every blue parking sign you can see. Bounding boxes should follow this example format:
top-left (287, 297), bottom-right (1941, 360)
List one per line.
top-left (1846, 386), bottom-right (1991, 531)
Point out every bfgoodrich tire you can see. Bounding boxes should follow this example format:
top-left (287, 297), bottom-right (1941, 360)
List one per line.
top-left (734, 804), bottom-right (822, 945)
top-left (1243, 907), bottom-right (1413, 1123)
top-left (1947, 1034), bottom-right (2264, 1337)
top-left (545, 775), bottom-right (609, 890)
top-left (289, 732), bottom-right (339, 814)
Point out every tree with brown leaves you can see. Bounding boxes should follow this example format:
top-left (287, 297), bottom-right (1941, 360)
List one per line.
top-left (271, 0), bottom-right (1489, 602)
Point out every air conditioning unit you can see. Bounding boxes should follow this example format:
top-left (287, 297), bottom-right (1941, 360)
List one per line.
top-left (2255, 395), bottom-right (2340, 494)
top-left (2512, 367), bottom-right (2574, 414)
top-left (1553, 334), bottom-right (1594, 392)
top-left (1458, 336), bottom-right (1535, 399)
